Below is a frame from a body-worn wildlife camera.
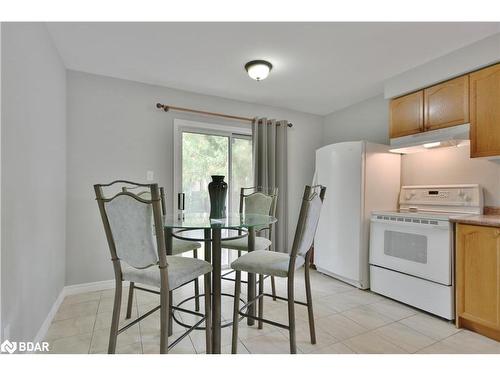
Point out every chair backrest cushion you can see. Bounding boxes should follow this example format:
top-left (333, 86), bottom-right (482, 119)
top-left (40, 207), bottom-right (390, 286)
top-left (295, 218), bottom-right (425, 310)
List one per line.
top-left (244, 192), bottom-right (274, 231)
top-left (105, 194), bottom-right (158, 268)
top-left (244, 192), bottom-right (273, 216)
top-left (293, 192), bottom-right (324, 257)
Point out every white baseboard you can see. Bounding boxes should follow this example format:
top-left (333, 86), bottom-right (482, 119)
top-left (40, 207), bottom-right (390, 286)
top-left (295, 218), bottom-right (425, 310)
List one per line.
top-left (64, 279), bottom-right (115, 296)
top-left (33, 287), bottom-right (65, 343)
top-left (33, 279), bottom-right (115, 343)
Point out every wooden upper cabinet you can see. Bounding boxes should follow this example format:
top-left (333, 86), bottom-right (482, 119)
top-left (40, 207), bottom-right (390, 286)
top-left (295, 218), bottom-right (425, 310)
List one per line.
top-left (456, 224), bottom-right (500, 340)
top-left (389, 91), bottom-right (424, 138)
top-left (424, 75), bottom-right (469, 131)
top-left (470, 63), bottom-right (500, 158)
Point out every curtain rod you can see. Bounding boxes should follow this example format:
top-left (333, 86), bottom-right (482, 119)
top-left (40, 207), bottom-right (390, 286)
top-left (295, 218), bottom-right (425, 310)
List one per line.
top-left (155, 103), bottom-right (293, 127)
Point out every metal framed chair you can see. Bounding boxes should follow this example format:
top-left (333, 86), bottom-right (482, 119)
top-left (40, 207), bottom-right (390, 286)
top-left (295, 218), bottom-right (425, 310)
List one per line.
top-left (230, 185), bottom-right (326, 354)
top-left (94, 181), bottom-right (212, 354)
top-left (122, 186), bottom-right (203, 322)
top-left (221, 186), bottom-right (279, 299)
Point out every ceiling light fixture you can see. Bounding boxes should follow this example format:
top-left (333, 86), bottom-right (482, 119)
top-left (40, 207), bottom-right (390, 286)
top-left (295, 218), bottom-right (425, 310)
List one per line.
top-left (245, 60), bottom-right (273, 81)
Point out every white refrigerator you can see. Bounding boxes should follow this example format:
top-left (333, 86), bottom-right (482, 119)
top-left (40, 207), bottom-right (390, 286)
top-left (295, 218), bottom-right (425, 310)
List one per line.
top-left (314, 141), bottom-right (400, 289)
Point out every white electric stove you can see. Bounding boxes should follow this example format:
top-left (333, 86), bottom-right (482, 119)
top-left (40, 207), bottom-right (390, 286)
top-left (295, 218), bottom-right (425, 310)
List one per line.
top-left (369, 184), bottom-right (483, 320)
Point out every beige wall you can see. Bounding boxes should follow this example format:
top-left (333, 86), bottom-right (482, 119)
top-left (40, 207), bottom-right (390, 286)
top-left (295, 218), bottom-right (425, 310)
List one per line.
top-left (401, 144), bottom-right (500, 207)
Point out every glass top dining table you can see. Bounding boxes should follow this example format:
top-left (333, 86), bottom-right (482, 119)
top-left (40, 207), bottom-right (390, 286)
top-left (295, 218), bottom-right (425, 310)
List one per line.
top-left (163, 212), bottom-right (277, 229)
top-left (163, 212), bottom-right (277, 354)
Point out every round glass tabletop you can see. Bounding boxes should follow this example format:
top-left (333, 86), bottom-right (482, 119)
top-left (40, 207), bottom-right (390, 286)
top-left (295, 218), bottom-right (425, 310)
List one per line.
top-left (163, 212), bottom-right (277, 229)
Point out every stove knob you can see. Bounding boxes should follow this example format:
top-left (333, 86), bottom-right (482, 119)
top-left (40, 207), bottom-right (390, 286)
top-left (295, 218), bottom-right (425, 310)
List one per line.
top-left (405, 191), bottom-right (415, 200)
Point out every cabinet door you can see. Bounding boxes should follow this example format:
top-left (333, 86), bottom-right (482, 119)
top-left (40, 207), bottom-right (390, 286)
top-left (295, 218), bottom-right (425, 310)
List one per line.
top-left (389, 91), bottom-right (424, 138)
top-left (470, 63), bottom-right (500, 158)
top-left (424, 75), bottom-right (469, 131)
top-left (456, 224), bottom-right (500, 330)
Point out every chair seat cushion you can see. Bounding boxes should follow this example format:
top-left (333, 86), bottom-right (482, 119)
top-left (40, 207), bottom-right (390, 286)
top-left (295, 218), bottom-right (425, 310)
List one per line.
top-left (230, 250), bottom-right (305, 278)
top-left (121, 256), bottom-right (211, 290)
top-left (221, 236), bottom-right (271, 251)
top-left (171, 238), bottom-right (201, 255)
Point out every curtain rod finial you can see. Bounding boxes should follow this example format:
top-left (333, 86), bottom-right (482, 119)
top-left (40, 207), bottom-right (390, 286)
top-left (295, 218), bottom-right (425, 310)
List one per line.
top-left (156, 103), bottom-right (169, 112)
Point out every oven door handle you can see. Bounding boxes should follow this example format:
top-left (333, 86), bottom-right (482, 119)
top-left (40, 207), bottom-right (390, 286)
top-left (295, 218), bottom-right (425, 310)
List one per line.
top-left (370, 218), bottom-right (449, 229)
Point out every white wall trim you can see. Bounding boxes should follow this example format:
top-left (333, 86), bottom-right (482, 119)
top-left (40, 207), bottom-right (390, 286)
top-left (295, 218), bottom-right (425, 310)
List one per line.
top-left (174, 118), bottom-right (252, 136)
top-left (33, 279), bottom-right (114, 343)
top-left (33, 287), bottom-right (65, 343)
top-left (64, 279), bottom-right (115, 296)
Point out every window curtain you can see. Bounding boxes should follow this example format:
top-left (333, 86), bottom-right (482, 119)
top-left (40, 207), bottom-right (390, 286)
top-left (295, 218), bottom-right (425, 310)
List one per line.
top-left (252, 118), bottom-right (288, 253)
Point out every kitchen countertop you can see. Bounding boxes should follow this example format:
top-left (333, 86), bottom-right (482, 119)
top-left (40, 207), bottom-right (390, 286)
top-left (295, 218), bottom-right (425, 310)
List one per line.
top-left (450, 214), bottom-right (500, 228)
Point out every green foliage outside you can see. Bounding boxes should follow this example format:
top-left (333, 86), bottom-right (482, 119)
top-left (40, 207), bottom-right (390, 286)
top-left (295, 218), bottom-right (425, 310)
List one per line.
top-left (231, 138), bottom-right (253, 211)
top-left (182, 132), bottom-right (252, 213)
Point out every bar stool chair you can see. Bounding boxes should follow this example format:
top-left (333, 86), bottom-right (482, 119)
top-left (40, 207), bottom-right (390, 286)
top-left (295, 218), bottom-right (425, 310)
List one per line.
top-left (122, 186), bottom-right (203, 319)
top-left (230, 185), bottom-right (326, 354)
top-left (221, 186), bottom-right (278, 299)
top-left (94, 181), bottom-right (212, 354)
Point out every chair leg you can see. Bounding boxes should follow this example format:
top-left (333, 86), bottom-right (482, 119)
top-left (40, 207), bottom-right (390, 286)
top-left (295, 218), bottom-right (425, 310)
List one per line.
top-left (108, 280), bottom-right (122, 354)
top-left (160, 286), bottom-right (170, 354)
top-left (194, 249), bottom-right (200, 312)
top-left (258, 274), bottom-right (264, 329)
top-left (268, 242), bottom-right (277, 301)
top-left (287, 277), bottom-right (297, 354)
top-left (231, 271), bottom-right (242, 354)
top-left (168, 290), bottom-right (173, 336)
top-left (271, 276), bottom-right (277, 301)
top-left (304, 253), bottom-right (316, 344)
top-left (126, 281), bottom-right (134, 319)
top-left (204, 273), bottom-right (212, 354)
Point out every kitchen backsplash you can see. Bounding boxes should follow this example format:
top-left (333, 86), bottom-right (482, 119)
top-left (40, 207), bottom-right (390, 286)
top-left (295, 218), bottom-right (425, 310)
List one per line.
top-left (401, 143), bottom-right (500, 208)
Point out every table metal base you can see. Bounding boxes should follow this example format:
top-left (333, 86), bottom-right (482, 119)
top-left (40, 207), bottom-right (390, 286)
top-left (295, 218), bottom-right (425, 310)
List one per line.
top-left (166, 226), bottom-right (258, 354)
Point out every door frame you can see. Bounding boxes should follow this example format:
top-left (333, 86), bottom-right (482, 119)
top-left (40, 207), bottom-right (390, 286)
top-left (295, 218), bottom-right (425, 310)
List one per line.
top-left (173, 118), bottom-right (252, 216)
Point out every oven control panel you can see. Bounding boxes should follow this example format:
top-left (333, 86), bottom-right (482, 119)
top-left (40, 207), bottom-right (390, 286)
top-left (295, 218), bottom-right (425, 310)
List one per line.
top-left (399, 185), bottom-right (483, 214)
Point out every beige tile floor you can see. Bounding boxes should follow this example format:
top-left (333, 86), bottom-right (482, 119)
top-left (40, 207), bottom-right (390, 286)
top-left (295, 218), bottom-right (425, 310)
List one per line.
top-left (43, 269), bottom-right (500, 354)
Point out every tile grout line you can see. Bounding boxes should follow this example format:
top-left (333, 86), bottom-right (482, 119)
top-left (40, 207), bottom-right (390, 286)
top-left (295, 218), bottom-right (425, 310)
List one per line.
top-left (136, 296), bottom-right (144, 354)
top-left (42, 273), bottom-right (475, 355)
top-left (412, 330), bottom-right (463, 354)
top-left (330, 307), bottom-right (419, 353)
top-left (87, 292), bottom-right (102, 354)
top-left (337, 307), bottom-right (462, 354)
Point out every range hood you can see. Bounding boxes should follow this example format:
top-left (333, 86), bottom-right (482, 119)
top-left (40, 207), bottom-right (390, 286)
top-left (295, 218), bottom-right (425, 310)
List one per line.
top-left (389, 123), bottom-right (470, 154)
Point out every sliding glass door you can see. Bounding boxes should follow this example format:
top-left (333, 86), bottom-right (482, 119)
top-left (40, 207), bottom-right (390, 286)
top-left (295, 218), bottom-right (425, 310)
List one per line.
top-left (230, 136), bottom-right (253, 213)
top-left (176, 121), bottom-right (253, 267)
top-left (181, 132), bottom-right (230, 214)
top-left (176, 120), bottom-right (253, 217)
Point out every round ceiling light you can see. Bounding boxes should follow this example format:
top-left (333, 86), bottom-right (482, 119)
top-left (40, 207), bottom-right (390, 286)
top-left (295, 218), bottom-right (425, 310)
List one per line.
top-left (245, 60), bottom-right (273, 81)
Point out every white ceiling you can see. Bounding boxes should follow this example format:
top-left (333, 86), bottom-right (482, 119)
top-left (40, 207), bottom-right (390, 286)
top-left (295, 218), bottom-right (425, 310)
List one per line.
top-left (46, 22), bottom-right (499, 115)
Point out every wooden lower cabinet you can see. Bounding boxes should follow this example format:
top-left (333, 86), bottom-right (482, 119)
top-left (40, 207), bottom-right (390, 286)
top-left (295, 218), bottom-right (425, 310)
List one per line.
top-left (455, 224), bottom-right (500, 341)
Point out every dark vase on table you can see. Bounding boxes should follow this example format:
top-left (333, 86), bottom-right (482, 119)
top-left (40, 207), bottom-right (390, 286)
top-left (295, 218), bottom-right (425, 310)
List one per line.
top-left (208, 175), bottom-right (228, 219)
